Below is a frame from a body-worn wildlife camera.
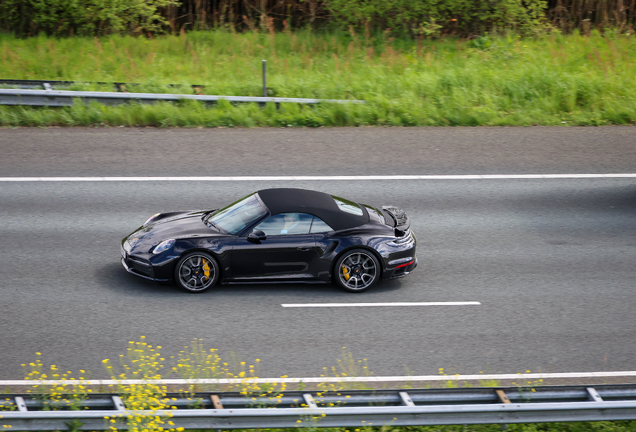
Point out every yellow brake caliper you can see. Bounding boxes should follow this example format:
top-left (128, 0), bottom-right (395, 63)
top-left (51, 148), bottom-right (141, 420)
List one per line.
top-left (342, 265), bottom-right (350, 281)
top-left (202, 259), bottom-right (211, 278)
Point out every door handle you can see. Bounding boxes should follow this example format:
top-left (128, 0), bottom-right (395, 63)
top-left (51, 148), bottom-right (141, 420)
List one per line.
top-left (297, 247), bottom-right (312, 251)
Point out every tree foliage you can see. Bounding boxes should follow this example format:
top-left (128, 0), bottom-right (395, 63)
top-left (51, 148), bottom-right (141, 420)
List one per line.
top-left (0, 0), bottom-right (179, 37)
top-left (323, 0), bottom-right (549, 37)
top-left (0, 0), bottom-right (634, 37)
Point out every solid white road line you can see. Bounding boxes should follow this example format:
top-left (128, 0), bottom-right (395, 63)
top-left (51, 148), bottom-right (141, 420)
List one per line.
top-left (2, 371), bottom-right (636, 386)
top-left (1, 174), bottom-right (636, 182)
top-left (281, 302), bottom-right (481, 307)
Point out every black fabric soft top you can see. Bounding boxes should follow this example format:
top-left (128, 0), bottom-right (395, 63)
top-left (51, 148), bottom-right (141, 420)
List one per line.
top-left (257, 188), bottom-right (369, 231)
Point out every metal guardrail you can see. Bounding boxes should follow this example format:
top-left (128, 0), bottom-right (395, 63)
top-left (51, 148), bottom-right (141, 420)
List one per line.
top-left (1, 60), bottom-right (364, 106)
top-left (0, 79), bottom-right (204, 92)
top-left (0, 88), bottom-right (364, 107)
top-left (2, 385), bottom-right (636, 430)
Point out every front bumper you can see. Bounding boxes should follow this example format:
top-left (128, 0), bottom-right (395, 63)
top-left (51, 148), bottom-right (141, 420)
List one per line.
top-left (121, 245), bottom-right (170, 282)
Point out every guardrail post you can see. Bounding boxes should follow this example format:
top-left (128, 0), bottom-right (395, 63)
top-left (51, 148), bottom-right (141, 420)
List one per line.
top-left (210, 395), bottom-right (223, 409)
top-left (399, 391), bottom-right (415, 406)
top-left (210, 396), bottom-right (224, 432)
top-left (496, 390), bottom-right (511, 431)
top-left (303, 393), bottom-right (318, 409)
top-left (14, 396), bottom-right (27, 412)
top-left (262, 59), bottom-right (267, 98)
top-left (587, 387), bottom-right (603, 402)
top-left (496, 390), bottom-right (511, 404)
top-left (112, 396), bottom-right (126, 411)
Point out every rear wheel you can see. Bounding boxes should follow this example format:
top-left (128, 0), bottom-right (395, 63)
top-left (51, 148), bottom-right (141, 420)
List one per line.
top-left (334, 249), bottom-right (380, 293)
top-left (174, 252), bottom-right (219, 293)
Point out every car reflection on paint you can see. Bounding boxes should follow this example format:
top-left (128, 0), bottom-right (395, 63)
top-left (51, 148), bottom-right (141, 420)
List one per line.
top-left (121, 188), bottom-right (417, 293)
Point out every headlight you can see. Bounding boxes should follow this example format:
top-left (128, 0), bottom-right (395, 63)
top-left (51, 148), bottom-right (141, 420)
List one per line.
top-left (144, 213), bottom-right (161, 225)
top-left (152, 239), bottom-right (175, 254)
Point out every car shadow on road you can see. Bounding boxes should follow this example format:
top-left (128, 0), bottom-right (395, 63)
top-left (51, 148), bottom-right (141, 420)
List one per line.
top-left (97, 261), bottom-right (406, 299)
top-left (96, 262), bottom-right (180, 297)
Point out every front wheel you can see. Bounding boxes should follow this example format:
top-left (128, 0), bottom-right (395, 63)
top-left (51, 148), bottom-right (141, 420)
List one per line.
top-left (333, 249), bottom-right (380, 293)
top-left (174, 252), bottom-right (219, 293)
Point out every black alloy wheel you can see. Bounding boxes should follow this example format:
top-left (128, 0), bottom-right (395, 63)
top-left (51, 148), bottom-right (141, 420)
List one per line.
top-left (334, 249), bottom-right (380, 293)
top-left (174, 252), bottom-right (219, 293)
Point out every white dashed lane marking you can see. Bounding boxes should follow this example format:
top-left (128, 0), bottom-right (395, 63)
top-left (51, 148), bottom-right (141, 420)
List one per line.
top-left (281, 301), bottom-right (481, 308)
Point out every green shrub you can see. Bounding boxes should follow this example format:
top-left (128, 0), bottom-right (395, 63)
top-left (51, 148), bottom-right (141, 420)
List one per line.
top-left (323, 0), bottom-right (548, 37)
top-left (0, 0), bottom-right (179, 37)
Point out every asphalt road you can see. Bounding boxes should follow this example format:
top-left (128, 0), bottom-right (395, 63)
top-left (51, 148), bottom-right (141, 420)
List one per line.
top-left (0, 127), bottom-right (635, 380)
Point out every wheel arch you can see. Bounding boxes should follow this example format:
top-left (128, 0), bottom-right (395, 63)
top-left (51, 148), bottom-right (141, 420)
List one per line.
top-left (331, 245), bottom-right (384, 281)
top-left (175, 248), bottom-right (224, 281)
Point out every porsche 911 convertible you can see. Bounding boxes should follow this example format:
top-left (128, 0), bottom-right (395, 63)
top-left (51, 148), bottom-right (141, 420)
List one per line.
top-left (121, 188), bottom-right (417, 293)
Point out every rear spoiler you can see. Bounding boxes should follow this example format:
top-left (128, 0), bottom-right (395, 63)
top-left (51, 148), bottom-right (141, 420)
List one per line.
top-left (382, 206), bottom-right (411, 236)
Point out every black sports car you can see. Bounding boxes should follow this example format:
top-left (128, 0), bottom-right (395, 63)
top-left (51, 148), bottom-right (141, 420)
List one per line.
top-left (121, 188), bottom-right (417, 293)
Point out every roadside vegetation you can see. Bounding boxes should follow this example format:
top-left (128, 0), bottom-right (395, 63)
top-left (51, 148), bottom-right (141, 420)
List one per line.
top-left (1, 338), bottom-right (635, 432)
top-left (1, 0), bottom-right (634, 38)
top-left (0, 0), bottom-right (635, 127)
top-left (1, 29), bottom-right (636, 127)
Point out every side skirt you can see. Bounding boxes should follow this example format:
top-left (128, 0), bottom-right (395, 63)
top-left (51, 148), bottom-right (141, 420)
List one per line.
top-left (222, 280), bottom-right (328, 285)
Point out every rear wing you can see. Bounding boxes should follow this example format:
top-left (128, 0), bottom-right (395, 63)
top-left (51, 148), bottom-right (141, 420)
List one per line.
top-left (382, 206), bottom-right (411, 236)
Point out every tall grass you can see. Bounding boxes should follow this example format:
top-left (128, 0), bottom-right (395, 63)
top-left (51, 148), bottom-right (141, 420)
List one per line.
top-left (1, 30), bottom-right (635, 127)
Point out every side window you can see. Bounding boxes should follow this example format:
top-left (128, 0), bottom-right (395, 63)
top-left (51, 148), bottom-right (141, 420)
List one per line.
top-left (253, 213), bottom-right (313, 236)
top-left (332, 195), bottom-right (363, 215)
top-left (310, 216), bottom-right (333, 233)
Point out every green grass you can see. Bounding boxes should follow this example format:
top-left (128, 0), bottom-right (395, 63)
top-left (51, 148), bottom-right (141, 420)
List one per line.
top-left (1, 30), bottom-right (636, 127)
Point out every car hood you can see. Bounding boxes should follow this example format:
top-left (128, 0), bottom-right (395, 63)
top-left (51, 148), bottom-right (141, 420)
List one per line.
top-left (123, 210), bottom-right (224, 253)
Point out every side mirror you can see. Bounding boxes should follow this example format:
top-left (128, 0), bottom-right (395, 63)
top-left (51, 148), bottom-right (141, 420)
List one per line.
top-left (247, 230), bottom-right (267, 243)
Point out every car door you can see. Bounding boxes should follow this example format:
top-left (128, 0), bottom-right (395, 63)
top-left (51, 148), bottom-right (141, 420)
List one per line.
top-left (230, 213), bottom-right (320, 280)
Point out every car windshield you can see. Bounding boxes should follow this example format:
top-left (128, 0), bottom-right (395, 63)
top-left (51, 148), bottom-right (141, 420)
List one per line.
top-left (206, 193), bottom-right (267, 234)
